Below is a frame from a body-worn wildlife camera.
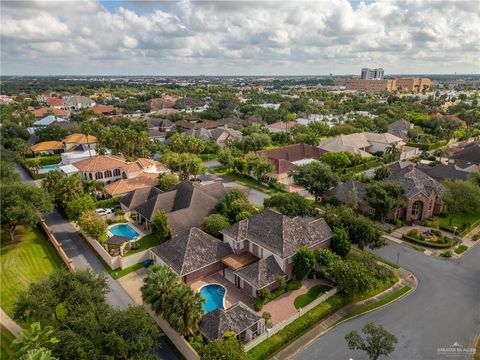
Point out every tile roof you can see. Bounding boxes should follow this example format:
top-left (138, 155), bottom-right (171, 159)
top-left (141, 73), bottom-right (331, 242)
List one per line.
top-left (200, 302), bottom-right (261, 340)
top-left (221, 209), bottom-right (332, 259)
top-left (234, 255), bottom-right (285, 289)
top-left (46, 97), bottom-right (64, 107)
top-left (146, 96), bottom-right (179, 111)
top-left (318, 132), bottom-right (402, 157)
top-left (176, 119), bottom-right (221, 130)
top-left (73, 155), bottom-right (128, 172)
top-left (120, 186), bottom-right (162, 209)
top-left (105, 172), bottom-right (159, 196)
top-left (90, 105), bottom-right (116, 114)
top-left (150, 227), bottom-right (232, 276)
top-left (63, 133), bottom-right (97, 144)
top-left (257, 143), bottom-right (325, 174)
top-left (30, 140), bottom-right (63, 152)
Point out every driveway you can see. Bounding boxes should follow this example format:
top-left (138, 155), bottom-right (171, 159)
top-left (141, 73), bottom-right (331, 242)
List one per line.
top-left (198, 173), bottom-right (270, 207)
top-left (17, 165), bottom-right (178, 360)
top-left (295, 241), bottom-right (480, 360)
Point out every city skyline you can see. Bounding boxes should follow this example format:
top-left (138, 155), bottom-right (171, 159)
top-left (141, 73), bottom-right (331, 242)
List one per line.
top-left (1, 0), bottom-right (479, 76)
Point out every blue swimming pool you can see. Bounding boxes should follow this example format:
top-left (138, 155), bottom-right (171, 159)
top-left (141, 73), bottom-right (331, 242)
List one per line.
top-left (40, 164), bottom-right (58, 171)
top-left (109, 224), bottom-right (140, 240)
top-left (199, 284), bottom-right (226, 313)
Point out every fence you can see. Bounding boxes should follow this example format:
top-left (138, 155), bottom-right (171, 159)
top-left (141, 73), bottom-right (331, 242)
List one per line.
top-left (244, 287), bottom-right (338, 351)
top-left (145, 305), bottom-right (200, 360)
top-left (39, 219), bottom-right (75, 270)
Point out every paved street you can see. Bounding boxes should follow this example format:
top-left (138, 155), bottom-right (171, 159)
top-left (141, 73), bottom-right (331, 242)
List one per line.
top-left (198, 172), bottom-right (271, 207)
top-left (295, 241), bottom-right (480, 360)
top-left (17, 165), bottom-right (178, 359)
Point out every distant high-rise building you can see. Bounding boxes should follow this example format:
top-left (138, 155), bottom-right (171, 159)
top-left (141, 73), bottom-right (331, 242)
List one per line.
top-left (361, 68), bottom-right (384, 80)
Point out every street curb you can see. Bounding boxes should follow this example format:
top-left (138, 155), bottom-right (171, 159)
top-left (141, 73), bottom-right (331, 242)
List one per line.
top-left (281, 269), bottom-right (418, 360)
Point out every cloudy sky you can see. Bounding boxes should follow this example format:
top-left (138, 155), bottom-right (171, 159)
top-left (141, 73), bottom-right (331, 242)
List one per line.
top-left (1, 0), bottom-right (479, 76)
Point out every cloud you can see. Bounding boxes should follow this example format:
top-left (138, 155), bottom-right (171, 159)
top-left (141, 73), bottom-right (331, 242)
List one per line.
top-left (0, 0), bottom-right (478, 75)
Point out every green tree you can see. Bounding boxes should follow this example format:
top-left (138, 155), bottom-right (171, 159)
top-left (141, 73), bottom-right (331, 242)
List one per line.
top-left (373, 166), bottom-right (391, 181)
top-left (201, 333), bottom-right (247, 360)
top-left (330, 227), bottom-right (351, 258)
top-left (441, 179), bottom-right (480, 226)
top-left (141, 265), bottom-right (180, 317)
top-left (42, 173), bottom-right (85, 209)
top-left (158, 173), bottom-right (179, 191)
top-left (169, 133), bottom-right (206, 154)
top-left (293, 247), bottom-right (316, 281)
top-left (218, 147), bottom-right (235, 169)
top-left (315, 248), bottom-right (342, 266)
top-left (320, 152), bottom-right (352, 170)
top-left (202, 214), bottom-right (231, 237)
top-left (216, 188), bottom-right (257, 222)
top-left (163, 152), bottom-right (206, 180)
top-left (263, 192), bottom-right (315, 217)
top-left (365, 182), bottom-right (404, 222)
top-left (232, 157), bottom-right (247, 175)
top-left (150, 210), bottom-right (170, 241)
top-left (0, 182), bottom-right (53, 241)
top-left (12, 323), bottom-right (59, 358)
top-left (78, 210), bottom-right (108, 242)
top-left (35, 125), bottom-right (68, 142)
top-left (245, 153), bottom-right (274, 182)
top-left (65, 195), bottom-right (96, 221)
top-left (292, 161), bottom-right (339, 199)
top-left (345, 322), bottom-right (398, 360)
top-left (20, 347), bottom-right (58, 360)
top-left (328, 259), bottom-right (374, 295)
top-left (384, 143), bottom-right (401, 162)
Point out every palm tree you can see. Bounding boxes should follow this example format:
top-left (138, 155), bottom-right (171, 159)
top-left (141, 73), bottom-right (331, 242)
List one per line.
top-left (141, 265), bottom-right (179, 317)
top-left (384, 143), bottom-right (401, 162)
top-left (165, 286), bottom-right (204, 336)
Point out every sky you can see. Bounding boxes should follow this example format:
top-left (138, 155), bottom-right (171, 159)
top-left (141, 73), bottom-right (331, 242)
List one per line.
top-left (1, 0), bottom-right (479, 76)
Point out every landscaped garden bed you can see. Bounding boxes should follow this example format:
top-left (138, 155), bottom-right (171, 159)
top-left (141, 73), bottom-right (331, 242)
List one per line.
top-left (402, 228), bottom-right (455, 248)
top-left (426, 210), bottom-right (480, 237)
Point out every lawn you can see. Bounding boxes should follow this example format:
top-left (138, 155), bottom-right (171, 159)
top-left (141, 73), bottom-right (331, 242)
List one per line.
top-left (109, 262), bottom-right (144, 279)
top-left (1, 325), bottom-right (16, 358)
top-left (427, 210), bottom-right (480, 235)
top-left (0, 227), bottom-right (64, 316)
top-left (124, 233), bottom-right (162, 257)
top-left (454, 245), bottom-right (468, 255)
top-left (294, 285), bottom-right (332, 309)
top-left (214, 167), bottom-right (285, 196)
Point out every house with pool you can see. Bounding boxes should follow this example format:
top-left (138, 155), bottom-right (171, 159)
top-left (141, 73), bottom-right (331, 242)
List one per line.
top-left (146, 209), bottom-right (332, 342)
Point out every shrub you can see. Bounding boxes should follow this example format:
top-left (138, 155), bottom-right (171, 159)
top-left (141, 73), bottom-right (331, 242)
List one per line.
top-left (315, 248), bottom-right (342, 266)
top-left (293, 247), bottom-right (316, 281)
top-left (406, 229), bottom-right (419, 238)
top-left (287, 280), bottom-right (302, 291)
top-left (402, 234), bottom-right (453, 248)
top-left (253, 297), bottom-right (265, 311)
top-left (330, 227), bottom-right (351, 258)
top-left (439, 250), bottom-right (452, 258)
top-left (454, 245), bottom-right (468, 254)
top-left (257, 288), bottom-right (271, 301)
top-left (431, 229), bottom-right (442, 236)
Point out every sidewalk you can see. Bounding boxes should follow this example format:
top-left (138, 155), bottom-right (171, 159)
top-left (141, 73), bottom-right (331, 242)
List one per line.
top-left (274, 266), bottom-right (417, 360)
top-left (0, 308), bottom-right (22, 338)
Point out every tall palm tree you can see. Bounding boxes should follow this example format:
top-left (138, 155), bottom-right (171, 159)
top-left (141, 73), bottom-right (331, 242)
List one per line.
top-left (141, 265), bottom-right (179, 317)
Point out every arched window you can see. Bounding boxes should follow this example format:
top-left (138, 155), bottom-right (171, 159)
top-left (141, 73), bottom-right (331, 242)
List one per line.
top-left (105, 170), bottom-right (112, 178)
top-left (113, 168), bottom-right (120, 176)
top-left (95, 172), bottom-right (104, 180)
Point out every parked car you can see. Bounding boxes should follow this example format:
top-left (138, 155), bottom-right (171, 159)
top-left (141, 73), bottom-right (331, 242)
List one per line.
top-left (96, 208), bottom-right (112, 216)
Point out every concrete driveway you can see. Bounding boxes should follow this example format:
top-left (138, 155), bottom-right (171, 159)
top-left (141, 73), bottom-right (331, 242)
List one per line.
top-left (198, 173), bottom-right (270, 207)
top-left (295, 241), bottom-right (480, 360)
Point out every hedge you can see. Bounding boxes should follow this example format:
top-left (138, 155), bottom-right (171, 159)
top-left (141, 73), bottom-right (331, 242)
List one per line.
top-left (20, 162), bottom-right (46, 180)
top-left (95, 197), bottom-right (121, 209)
top-left (402, 234), bottom-right (454, 248)
top-left (24, 155), bottom-right (62, 166)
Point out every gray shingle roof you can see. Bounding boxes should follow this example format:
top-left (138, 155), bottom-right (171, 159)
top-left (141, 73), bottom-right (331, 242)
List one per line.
top-left (234, 255), bottom-right (285, 289)
top-left (120, 186), bottom-right (162, 209)
top-left (386, 165), bottom-right (444, 198)
top-left (150, 227), bottom-right (232, 276)
top-left (450, 142), bottom-right (480, 164)
top-left (106, 235), bottom-right (129, 246)
top-left (387, 119), bottom-right (412, 140)
top-left (126, 181), bottom-right (226, 236)
top-left (200, 302), bottom-right (261, 340)
top-left (417, 164), bottom-right (469, 181)
top-left (221, 209), bottom-right (332, 259)
top-left (327, 180), bottom-right (367, 203)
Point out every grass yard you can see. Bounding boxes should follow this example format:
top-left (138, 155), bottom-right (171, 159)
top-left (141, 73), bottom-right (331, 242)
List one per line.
top-left (1, 325), bottom-right (16, 359)
top-left (124, 233), bottom-right (163, 257)
top-left (214, 167), bottom-right (285, 196)
top-left (454, 245), bottom-right (468, 255)
top-left (0, 227), bottom-right (64, 316)
top-left (109, 262), bottom-right (144, 279)
top-left (294, 285), bottom-right (332, 309)
top-left (427, 210), bottom-right (480, 235)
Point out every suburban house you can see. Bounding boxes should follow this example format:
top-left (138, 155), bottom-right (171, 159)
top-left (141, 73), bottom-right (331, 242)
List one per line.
top-left (145, 95), bottom-right (179, 111)
top-left (176, 118), bottom-right (221, 130)
top-left (104, 172), bottom-right (160, 197)
top-left (326, 162), bottom-right (446, 222)
top-left (90, 105), bottom-right (120, 115)
top-left (120, 181), bottom-right (226, 235)
top-left (219, 210), bottom-right (332, 296)
top-left (73, 155), bottom-right (167, 183)
top-left (33, 115), bottom-right (67, 127)
top-left (318, 132), bottom-right (416, 158)
top-left (183, 126), bottom-right (242, 146)
top-left (416, 163), bottom-right (470, 182)
top-left (175, 97), bottom-right (208, 113)
top-left (387, 119), bottom-right (414, 140)
top-left (31, 107), bottom-right (70, 118)
top-left (147, 119), bottom-right (175, 142)
top-left (30, 140), bottom-right (64, 155)
top-left (62, 95), bottom-right (96, 110)
top-left (63, 133), bottom-right (97, 152)
top-left (149, 227), bottom-right (265, 342)
top-left (45, 97), bottom-right (64, 108)
top-left (256, 143), bottom-right (326, 191)
top-left (448, 142), bottom-right (480, 169)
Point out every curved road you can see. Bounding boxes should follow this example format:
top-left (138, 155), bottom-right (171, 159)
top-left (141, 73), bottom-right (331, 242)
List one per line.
top-left (296, 241), bottom-right (480, 360)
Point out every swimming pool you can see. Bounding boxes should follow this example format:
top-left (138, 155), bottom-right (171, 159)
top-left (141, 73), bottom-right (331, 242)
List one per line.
top-left (109, 223), bottom-right (140, 241)
top-left (40, 164), bottom-right (58, 171)
top-left (199, 284), bottom-right (226, 313)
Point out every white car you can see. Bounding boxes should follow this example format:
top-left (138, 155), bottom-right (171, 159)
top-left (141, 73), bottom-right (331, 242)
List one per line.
top-left (95, 208), bottom-right (112, 216)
